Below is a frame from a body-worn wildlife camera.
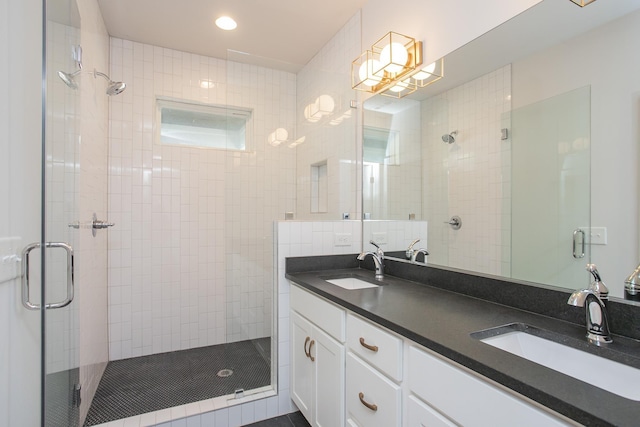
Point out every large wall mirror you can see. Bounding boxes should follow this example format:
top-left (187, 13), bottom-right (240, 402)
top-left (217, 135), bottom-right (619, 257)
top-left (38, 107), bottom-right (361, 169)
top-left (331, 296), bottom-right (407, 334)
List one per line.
top-left (362, 0), bottom-right (640, 299)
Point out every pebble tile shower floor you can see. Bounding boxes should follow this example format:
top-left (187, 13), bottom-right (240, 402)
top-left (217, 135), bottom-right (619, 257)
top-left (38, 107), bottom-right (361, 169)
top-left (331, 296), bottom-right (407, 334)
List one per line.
top-left (84, 338), bottom-right (271, 426)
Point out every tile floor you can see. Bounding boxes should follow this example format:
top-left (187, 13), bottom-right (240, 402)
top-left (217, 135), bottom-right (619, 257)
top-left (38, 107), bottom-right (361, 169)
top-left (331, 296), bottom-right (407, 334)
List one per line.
top-left (244, 411), bottom-right (310, 427)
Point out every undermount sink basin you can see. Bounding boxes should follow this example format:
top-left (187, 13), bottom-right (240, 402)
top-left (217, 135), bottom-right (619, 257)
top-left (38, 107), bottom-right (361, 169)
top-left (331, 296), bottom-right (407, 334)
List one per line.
top-left (473, 324), bottom-right (640, 401)
top-left (325, 277), bottom-right (379, 290)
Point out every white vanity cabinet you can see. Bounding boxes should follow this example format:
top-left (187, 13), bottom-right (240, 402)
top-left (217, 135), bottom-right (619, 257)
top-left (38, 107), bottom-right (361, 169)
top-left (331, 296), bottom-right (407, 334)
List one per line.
top-left (289, 283), bottom-right (573, 427)
top-left (290, 285), bottom-right (346, 427)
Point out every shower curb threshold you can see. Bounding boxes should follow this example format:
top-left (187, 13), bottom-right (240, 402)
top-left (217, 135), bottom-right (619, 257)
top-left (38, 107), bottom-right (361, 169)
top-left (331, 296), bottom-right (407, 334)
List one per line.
top-left (92, 386), bottom-right (277, 427)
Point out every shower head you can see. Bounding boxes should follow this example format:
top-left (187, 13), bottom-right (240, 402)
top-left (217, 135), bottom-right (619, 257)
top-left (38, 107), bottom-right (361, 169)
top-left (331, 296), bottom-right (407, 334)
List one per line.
top-left (442, 130), bottom-right (458, 144)
top-left (57, 69), bottom-right (81, 90)
top-left (94, 70), bottom-right (127, 96)
top-left (106, 81), bottom-right (127, 96)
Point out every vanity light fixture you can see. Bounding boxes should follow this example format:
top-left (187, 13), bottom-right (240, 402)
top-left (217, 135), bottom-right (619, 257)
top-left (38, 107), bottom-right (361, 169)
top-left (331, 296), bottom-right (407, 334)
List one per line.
top-left (352, 31), bottom-right (444, 99)
top-left (570, 0), bottom-right (597, 6)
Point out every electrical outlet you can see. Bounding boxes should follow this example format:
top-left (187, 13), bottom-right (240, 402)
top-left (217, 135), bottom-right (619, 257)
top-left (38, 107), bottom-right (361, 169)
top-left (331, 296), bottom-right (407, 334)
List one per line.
top-left (371, 232), bottom-right (388, 245)
top-left (334, 233), bottom-right (353, 246)
top-left (0, 236), bottom-right (22, 284)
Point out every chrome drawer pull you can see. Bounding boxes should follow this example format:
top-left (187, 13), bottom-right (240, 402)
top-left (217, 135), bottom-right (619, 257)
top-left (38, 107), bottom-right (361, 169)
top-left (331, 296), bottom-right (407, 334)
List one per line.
top-left (359, 337), bottom-right (379, 352)
top-left (358, 392), bottom-right (378, 412)
top-left (309, 340), bottom-right (315, 362)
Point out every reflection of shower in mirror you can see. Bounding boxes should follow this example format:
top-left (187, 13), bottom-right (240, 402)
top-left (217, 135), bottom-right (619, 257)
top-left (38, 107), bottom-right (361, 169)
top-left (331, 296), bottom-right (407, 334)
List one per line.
top-left (442, 130), bottom-right (458, 144)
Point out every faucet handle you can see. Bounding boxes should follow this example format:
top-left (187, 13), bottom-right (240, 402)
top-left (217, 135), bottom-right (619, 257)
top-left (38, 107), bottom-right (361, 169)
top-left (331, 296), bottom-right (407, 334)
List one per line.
top-left (586, 264), bottom-right (609, 301)
top-left (369, 240), bottom-right (384, 258)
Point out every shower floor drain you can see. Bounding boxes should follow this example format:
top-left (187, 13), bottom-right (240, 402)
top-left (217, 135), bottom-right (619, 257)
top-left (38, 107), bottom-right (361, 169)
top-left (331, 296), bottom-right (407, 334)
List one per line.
top-left (217, 369), bottom-right (233, 378)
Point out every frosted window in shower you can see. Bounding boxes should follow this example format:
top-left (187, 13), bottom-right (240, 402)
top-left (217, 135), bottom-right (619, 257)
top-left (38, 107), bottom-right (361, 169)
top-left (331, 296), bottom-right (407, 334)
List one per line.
top-left (157, 97), bottom-right (252, 150)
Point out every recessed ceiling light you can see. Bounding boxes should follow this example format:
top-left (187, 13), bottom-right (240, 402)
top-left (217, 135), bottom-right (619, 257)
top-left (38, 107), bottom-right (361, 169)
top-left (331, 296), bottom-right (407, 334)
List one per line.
top-left (215, 16), bottom-right (237, 31)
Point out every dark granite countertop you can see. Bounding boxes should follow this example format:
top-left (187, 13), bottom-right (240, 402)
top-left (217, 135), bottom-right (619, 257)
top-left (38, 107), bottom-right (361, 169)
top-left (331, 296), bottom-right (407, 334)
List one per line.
top-left (285, 258), bottom-right (640, 427)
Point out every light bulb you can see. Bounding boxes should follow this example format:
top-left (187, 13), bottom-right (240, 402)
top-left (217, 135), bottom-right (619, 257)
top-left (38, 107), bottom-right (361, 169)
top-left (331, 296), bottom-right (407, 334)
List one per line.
top-left (388, 80), bottom-right (409, 93)
top-left (412, 62), bottom-right (437, 80)
top-left (380, 42), bottom-right (409, 73)
top-left (358, 59), bottom-right (383, 86)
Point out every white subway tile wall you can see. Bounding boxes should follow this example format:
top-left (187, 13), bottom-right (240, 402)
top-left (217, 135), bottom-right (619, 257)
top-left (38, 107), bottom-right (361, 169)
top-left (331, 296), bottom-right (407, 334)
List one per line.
top-left (362, 221), bottom-right (428, 255)
top-left (107, 38), bottom-right (296, 361)
top-left (295, 12), bottom-right (361, 221)
top-left (422, 64), bottom-right (512, 276)
top-left (362, 102), bottom-right (422, 220)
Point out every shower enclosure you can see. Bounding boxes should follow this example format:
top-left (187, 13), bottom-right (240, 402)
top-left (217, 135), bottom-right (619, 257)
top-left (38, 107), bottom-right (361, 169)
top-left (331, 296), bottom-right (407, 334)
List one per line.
top-left (37, 0), bottom-right (285, 425)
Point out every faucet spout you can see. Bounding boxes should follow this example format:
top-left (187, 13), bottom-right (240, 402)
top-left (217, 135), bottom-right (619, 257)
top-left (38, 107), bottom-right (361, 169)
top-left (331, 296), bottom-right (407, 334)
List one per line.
top-left (568, 288), bottom-right (612, 345)
top-left (358, 251), bottom-right (384, 281)
top-left (411, 248), bottom-right (429, 263)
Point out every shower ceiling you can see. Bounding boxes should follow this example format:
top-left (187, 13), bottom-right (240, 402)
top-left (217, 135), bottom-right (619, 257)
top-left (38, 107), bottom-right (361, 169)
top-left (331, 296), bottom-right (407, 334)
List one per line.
top-left (97, 0), bottom-right (369, 73)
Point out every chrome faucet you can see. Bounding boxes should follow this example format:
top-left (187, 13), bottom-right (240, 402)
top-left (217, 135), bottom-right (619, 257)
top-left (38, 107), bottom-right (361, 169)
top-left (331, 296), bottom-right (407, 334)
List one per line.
top-left (624, 263), bottom-right (640, 300)
top-left (567, 264), bottom-right (612, 345)
top-left (406, 239), bottom-right (420, 259)
top-left (358, 240), bottom-right (384, 280)
top-left (411, 248), bottom-right (429, 263)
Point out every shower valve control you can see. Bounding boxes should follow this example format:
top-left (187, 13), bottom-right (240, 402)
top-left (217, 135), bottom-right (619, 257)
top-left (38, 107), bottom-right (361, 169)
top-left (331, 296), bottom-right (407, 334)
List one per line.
top-left (444, 216), bottom-right (462, 230)
top-left (92, 213), bottom-right (115, 236)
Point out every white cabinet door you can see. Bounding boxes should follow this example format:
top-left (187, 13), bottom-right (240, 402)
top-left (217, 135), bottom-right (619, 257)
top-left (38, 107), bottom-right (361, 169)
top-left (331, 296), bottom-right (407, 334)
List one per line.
top-left (313, 326), bottom-right (346, 427)
top-left (291, 311), bottom-right (314, 422)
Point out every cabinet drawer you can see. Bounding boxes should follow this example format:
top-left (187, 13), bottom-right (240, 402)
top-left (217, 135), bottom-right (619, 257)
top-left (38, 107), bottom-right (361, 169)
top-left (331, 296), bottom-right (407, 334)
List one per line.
top-left (346, 353), bottom-right (401, 427)
top-left (291, 283), bottom-right (346, 342)
top-left (347, 313), bottom-right (402, 381)
top-left (408, 346), bottom-right (571, 427)
top-left (407, 395), bottom-right (456, 427)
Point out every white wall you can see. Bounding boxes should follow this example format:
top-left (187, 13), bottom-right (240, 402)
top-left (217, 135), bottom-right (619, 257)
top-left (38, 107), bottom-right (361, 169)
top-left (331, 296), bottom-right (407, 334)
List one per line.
top-left (295, 12), bottom-right (361, 220)
top-left (362, 221), bottom-right (428, 255)
top-left (362, 102), bottom-right (422, 220)
top-left (107, 39), bottom-right (297, 360)
top-left (361, 0), bottom-right (542, 66)
top-left (512, 10), bottom-right (640, 297)
top-left (422, 65), bottom-right (511, 275)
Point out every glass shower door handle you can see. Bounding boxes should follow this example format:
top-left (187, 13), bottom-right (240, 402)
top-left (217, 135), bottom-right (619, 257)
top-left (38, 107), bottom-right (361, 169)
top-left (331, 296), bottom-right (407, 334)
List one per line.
top-left (573, 229), bottom-right (586, 259)
top-left (20, 242), bottom-right (75, 310)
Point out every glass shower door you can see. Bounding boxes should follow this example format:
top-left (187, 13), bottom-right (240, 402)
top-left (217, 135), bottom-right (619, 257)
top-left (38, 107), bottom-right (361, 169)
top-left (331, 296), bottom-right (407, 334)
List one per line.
top-left (511, 86), bottom-right (591, 289)
top-left (43, 0), bottom-right (82, 425)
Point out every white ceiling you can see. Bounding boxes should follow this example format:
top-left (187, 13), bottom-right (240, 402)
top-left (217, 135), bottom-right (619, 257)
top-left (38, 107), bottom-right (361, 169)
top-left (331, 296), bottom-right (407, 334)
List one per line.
top-left (97, 0), bottom-right (368, 73)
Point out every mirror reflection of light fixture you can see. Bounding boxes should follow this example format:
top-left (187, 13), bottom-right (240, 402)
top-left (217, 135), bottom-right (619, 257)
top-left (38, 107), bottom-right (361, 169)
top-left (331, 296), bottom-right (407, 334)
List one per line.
top-left (352, 31), bottom-right (444, 98)
top-left (199, 79), bottom-right (215, 89)
top-left (268, 128), bottom-right (289, 146)
top-left (570, 0), bottom-right (597, 6)
top-left (288, 136), bottom-right (306, 149)
top-left (304, 94), bottom-right (336, 123)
